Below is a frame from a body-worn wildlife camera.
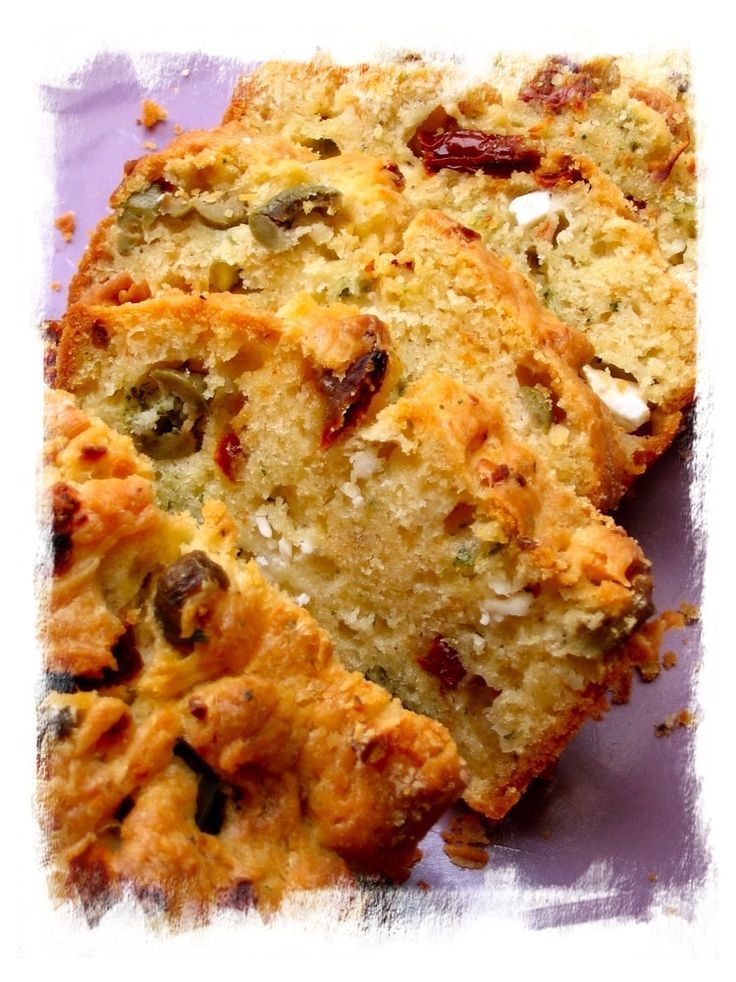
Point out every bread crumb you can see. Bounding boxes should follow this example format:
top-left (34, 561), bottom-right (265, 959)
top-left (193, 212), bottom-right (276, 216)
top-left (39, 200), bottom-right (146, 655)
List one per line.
top-left (441, 809), bottom-right (491, 869)
top-left (174, 124), bottom-right (184, 135)
top-left (416, 879), bottom-right (430, 892)
top-left (50, 281), bottom-right (61, 292)
top-left (138, 99), bottom-right (168, 129)
top-left (54, 211), bottom-right (76, 243)
top-left (182, 68), bottom-right (191, 78)
top-left (655, 707), bottom-right (696, 737)
top-left (662, 650), bottom-right (678, 670)
top-left (142, 141), bottom-right (158, 151)
top-left (614, 609), bottom-right (686, 691)
top-left (678, 601), bottom-right (699, 625)
top-left (648, 871), bottom-right (658, 883)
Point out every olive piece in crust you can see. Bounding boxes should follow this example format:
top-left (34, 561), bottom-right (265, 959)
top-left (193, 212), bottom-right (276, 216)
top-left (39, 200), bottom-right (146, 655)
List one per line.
top-left (154, 550), bottom-right (230, 648)
top-left (116, 183), bottom-right (167, 255)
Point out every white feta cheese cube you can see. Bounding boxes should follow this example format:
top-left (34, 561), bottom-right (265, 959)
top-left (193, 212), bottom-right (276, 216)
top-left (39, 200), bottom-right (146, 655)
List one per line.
top-left (509, 190), bottom-right (553, 228)
top-left (582, 365), bottom-right (651, 433)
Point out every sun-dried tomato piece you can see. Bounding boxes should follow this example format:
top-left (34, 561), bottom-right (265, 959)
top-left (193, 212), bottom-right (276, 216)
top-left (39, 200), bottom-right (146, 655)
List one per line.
top-left (417, 129), bottom-right (541, 176)
top-left (534, 152), bottom-right (587, 188)
top-left (407, 106), bottom-right (459, 156)
top-left (214, 430), bottom-right (244, 481)
top-left (318, 321), bottom-right (389, 449)
top-left (417, 635), bottom-right (467, 691)
top-left (51, 482), bottom-right (83, 576)
top-left (629, 84), bottom-right (691, 183)
top-left (519, 56), bottom-right (619, 113)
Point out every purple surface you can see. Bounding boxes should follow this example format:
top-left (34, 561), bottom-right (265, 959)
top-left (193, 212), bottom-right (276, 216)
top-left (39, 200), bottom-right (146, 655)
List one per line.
top-left (41, 52), bottom-right (708, 929)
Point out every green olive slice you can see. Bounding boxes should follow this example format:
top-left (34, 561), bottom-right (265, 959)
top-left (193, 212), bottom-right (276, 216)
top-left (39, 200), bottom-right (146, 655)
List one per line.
top-left (302, 137), bottom-right (341, 159)
top-left (192, 193), bottom-right (248, 229)
top-left (119, 183), bottom-right (166, 229)
top-left (160, 193), bottom-right (196, 220)
top-left (117, 182), bottom-right (168, 250)
top-left (519, 385), bottom-right (553, 431)
top-left (128, 368), bottom-right (207, 460)
top-left (149, 368), bottom-right (206, 406)
top-left (248, 211), bottom-right (288, 251)
top-left (124, 183), bottom-right (166, 215)
top-left (248, 183), bottom-right (342, 251)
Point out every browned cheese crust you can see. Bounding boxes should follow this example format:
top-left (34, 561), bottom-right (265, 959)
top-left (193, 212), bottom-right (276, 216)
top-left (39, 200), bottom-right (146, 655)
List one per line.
top-left (39, 53), bottom-right (697, 918)
top-left (39, 390), bottom-right (466, 922)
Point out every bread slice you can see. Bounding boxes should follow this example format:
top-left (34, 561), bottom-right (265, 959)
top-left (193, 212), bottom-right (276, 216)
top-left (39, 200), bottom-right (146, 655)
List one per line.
top-left (70, 64), bottom-right (695, 486)
top-left (64, 128), bottom-right (672, 511)
top-left (39, 389), bottom-right (466, 920)
top-left (488, 53), bottom-right (697, 288)
top-left (55, 293), bottom-right (653, 819)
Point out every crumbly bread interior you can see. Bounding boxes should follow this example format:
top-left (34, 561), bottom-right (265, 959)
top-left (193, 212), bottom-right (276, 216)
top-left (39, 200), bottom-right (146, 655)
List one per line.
top-left (40, 390), bottom-right (466, 919)
top-left (223, 56), bottom-right (696, 410)
top-left (57, 295), bottom-right (653, 817)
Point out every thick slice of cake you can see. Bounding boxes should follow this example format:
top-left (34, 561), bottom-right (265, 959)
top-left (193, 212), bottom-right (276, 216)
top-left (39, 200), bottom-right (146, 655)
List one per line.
top-left (55, 294), bottom-right (653, 818)
top-left (39, 389), bottom-right (466, 921)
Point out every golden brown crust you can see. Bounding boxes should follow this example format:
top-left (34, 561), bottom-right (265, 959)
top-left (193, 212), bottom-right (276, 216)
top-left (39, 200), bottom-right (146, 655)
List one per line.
top-left (43, 54), bottom-right (696, 906)
top-left (39, 390), bottom-right (466, 920)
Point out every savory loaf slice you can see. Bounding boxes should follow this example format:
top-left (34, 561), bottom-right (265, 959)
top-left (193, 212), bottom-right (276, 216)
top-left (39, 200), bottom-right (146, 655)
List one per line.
top-left (39, 389), bottom-right (466, 921)
top-left (364, 207), bottom-right (685, 505)
top-left (55, 294), bottom-right (653, 818)
top-left (64, 166), bottom-right (648, 509)
top-left (223, 56), bottom-right (696, 455)
top-left (69, 72), bottom-right (694, 486)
